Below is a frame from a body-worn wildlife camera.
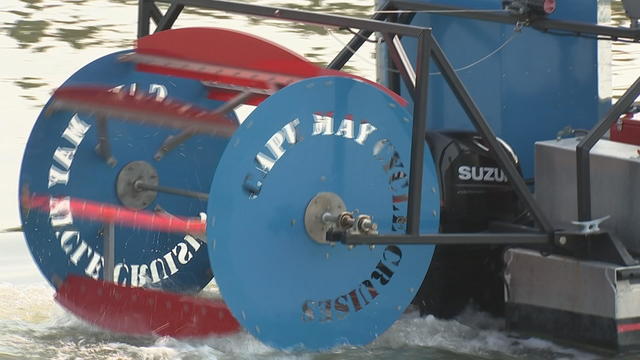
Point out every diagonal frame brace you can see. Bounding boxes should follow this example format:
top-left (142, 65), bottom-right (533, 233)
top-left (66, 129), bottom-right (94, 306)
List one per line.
top-left (155, 3), bottom-right (185, 34)
top-left (138, 0), bottom-right (185, 38)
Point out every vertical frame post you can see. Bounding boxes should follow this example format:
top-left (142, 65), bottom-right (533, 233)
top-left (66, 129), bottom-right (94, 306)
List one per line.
top-left (385, 11), bottom-right (402, 95)
top-left (406, 29), bottom-right (431, 235)
top-left (386, 12), bottom-right (416, 95)
top-left (381, 33), bottom-right (416, 97)
top-left (138, 0), bottom-right (153, 38)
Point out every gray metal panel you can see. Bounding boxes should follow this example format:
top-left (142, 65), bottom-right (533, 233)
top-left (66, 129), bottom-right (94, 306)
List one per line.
top-left (535, 138), bottom-right (640, 253)
top-left (617, 277), bottom-right (640, 319)
top-left (505, 248), bottom-right (640, 320)
top-left (504, 248), bottom-right (617, 318)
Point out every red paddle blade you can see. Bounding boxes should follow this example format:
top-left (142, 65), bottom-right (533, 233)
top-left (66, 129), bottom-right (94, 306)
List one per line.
top-left (131, 27), bottom-right (408, 107)
top-left (132, 27), bottom-right (318, 106)
top-left (22, 193), bottom-right (206, 234)
top-left (50, 86), bottom-right (238, 137)
top-left (55, 275), bottom-right (240, 338)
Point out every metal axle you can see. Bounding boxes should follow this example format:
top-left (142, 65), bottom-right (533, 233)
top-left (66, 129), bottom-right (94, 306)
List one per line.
top-left (134, 180), bottom-right (209, 200)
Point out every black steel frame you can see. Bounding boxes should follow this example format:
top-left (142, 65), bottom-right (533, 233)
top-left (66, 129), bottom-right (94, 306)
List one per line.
top-left (374, 1), bottom-right (640, 226)
top-left (383, 1), bottom-right (640, 41)
top-left (135, 0), bottom-right (639, 251)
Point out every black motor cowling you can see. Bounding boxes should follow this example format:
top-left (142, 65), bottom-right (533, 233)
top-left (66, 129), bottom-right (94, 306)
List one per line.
top-left (412, 131), bottom-right (523, 318)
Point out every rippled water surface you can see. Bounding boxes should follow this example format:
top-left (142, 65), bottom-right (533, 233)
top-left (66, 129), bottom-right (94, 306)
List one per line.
top-left (1, 0), bottom-right (639, 359)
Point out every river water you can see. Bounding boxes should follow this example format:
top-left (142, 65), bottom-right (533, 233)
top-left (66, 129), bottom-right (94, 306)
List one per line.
top-left (0, 0), bottom-right (638, 359)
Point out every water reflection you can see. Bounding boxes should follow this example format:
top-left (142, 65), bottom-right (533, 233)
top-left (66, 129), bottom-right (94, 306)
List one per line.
top-left (8, 20), bottom-right (49, 48)
top-left (14, 77), bottom-right (46, 89)
top-left (56, 26), bottom-right (103, 49)
top-left (610, 0), bottom-right (640, 99)
top-left (20, 0), bottom-right (45, 11)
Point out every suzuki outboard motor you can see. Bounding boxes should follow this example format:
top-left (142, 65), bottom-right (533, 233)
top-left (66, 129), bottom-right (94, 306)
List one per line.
top-left (413, 131), bottom-right (522, 318)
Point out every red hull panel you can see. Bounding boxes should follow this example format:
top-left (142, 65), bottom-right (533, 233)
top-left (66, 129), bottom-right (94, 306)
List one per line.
top-left (55, 275), bottom-right (240, 338)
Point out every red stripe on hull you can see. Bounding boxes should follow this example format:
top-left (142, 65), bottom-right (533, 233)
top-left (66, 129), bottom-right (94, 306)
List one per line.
top-left (618, 323), bottom-right (640, 333)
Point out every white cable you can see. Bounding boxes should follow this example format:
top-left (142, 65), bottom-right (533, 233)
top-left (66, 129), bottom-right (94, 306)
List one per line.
top-left (327, 28), bottom-right (520, 76)
top-left (429, 30), bottom-right (520, 75)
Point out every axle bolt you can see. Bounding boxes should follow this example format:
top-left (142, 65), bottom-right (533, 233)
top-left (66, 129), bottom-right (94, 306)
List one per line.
top-left (357, 215), bottom-right (378, 234)
top-left (338, 212), bottom-right (355, 228)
